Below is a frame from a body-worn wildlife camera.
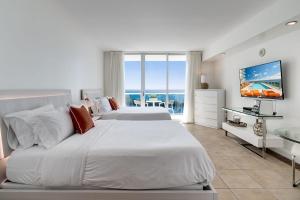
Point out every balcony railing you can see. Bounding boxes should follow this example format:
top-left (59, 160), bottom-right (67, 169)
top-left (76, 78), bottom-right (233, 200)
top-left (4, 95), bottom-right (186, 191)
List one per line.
top-left (125, 91), bottom-right (184, 114)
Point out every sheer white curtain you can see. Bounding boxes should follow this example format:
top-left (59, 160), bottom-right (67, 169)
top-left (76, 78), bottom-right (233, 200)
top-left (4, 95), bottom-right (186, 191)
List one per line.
top-left (103, 51), bottom-right (125, 105)
top-left (183, 51), bottom-right (202, 123)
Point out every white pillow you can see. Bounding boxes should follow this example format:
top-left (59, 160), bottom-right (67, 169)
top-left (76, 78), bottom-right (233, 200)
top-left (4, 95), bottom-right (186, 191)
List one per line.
top-left (80, 99), bottom-right (99, 115)
top-left (3, 104), bottom-right (55, 149)
top-left (92, 98), bottom-right (104, 114)
top-left (30, 108), bottom-right (74, 149)
top-left (90, 99), bottom-right (101, 115)
top-left (99, 97), bottom-right (112, 112)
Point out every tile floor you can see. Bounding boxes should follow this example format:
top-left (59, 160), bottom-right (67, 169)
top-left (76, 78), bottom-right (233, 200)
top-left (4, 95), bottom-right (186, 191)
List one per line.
top-left (185, 124), bottom-right (300, 200)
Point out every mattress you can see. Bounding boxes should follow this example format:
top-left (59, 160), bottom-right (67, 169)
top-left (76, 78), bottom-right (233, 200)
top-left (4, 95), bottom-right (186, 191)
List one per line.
top-left (101, 107), bottom-right (171, 120)
top-left (7, 120), bottom-right (215, 189)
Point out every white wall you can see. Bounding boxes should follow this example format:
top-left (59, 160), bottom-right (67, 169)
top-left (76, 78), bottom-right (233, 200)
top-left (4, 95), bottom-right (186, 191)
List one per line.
top-left (0, 0), bottom-right (103, 102)
top-left (212, 29), bottom-right (300, 162)
top-left (203, 0), bottom-right (300, 60)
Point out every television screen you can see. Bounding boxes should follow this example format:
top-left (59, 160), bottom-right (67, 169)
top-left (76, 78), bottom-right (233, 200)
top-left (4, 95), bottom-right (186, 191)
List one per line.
top-left (239, 60), bottom-right (284, 99)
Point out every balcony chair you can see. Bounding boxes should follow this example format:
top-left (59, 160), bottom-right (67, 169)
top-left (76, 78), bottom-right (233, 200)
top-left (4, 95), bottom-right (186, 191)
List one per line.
top-left (133, 100), bottom-right (148, 107)
top-left (159, 100), bottom-right (175, 113)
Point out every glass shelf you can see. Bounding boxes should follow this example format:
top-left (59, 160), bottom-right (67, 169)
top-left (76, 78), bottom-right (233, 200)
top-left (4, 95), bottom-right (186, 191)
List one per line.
top-left (273, 128), bottom-right (300, 144)
top-left (222, 107), bottom-right (283, 118)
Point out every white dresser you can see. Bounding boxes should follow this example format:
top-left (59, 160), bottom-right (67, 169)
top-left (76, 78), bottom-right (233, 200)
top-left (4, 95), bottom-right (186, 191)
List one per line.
top-left (194, 89), bottom-right (225, 128)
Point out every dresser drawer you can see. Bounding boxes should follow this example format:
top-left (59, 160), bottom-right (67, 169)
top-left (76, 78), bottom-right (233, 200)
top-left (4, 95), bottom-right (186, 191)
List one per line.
top-left (194, 111), bottom-right (217, 120)
top-left (195, 96), bottom-right (217, 105)
top-left (195, 91), bottom-right (217, 98)
top-left (194, 104), bottom-right (218, 112)
top-left (194, 117), bottom-right (218, 128)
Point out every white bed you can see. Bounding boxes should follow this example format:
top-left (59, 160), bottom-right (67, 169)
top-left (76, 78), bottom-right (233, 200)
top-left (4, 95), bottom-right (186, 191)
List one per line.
top-left (7, 120), bottom-right (214, 189)
top-left (0, 90), bottom-right (218, 200)
top-left (81, 89), bottom-right (172, 120)
top-left (101, 107), bottom-right (171, 120)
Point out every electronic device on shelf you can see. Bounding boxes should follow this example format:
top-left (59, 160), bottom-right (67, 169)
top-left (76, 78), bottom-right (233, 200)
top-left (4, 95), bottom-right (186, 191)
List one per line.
top-left (251, 100), bottom-right (261, 114)
top-left (242, 105), bottom-right (260, 114)
top-left (243, 98), bottom-right (278, 115)
top-left (243, 107), bottom-right (252, 112)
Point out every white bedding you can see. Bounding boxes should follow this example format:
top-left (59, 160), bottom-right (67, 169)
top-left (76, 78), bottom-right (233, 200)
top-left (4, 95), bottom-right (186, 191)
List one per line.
top-left (101, 107), bottom-right (171, 120)
top-left (7, 120), bottom-right (215, 189)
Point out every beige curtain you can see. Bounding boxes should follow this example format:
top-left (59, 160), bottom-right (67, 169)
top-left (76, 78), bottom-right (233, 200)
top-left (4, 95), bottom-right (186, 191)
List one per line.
top-left (103, 51), bottom-right (125, 105)
top-left (183, 51), bottom-right (201, 123)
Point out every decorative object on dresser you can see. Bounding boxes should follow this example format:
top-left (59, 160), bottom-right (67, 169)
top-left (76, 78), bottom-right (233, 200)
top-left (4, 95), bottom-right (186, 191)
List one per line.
top-left (200, 74), bottom-right (209, 89)
top-left (194, 89), bottom-right (225, 128)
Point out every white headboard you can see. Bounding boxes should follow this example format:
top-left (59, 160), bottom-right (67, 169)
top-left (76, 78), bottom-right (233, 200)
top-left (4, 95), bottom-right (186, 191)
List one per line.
top-left (0, 90), bottom-right (72, 159)
top-left (81, 89), bottom-right (103, 100)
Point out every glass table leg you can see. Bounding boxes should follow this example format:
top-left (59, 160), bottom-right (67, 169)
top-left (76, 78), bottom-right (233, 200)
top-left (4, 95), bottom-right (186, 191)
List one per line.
top-left (261, 118), bottom-right (267, 158)
top-left (292, 155), bottom-right (300, 187)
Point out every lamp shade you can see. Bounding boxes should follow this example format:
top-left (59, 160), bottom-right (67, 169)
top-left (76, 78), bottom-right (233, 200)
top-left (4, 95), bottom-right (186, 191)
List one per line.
top-left (200, 74), bottom-right (206, 83)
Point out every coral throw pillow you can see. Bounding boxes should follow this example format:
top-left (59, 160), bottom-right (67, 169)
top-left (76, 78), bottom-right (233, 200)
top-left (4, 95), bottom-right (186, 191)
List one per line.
top-left (69, 106), bottom-right (94, 134)
top-left (108, 97), bottom-right (119, 110)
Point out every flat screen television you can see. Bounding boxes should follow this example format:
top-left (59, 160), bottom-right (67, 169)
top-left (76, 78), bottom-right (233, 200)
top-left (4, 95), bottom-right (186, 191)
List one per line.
top-left (239, 60), bottom-right (284, 100)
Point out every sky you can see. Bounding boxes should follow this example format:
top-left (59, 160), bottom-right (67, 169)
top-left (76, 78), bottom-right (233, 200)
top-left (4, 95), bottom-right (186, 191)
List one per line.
top-left (241, 61), bottom-right (281, 82)
top-left (124, 61), bottom-right (186, 91)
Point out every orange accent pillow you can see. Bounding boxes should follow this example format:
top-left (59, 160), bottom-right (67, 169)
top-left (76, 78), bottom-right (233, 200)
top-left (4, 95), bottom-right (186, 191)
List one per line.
top-left (108, 97), bottom-right (119, 110)
top-left (69, 106), bottom-right (95, 134)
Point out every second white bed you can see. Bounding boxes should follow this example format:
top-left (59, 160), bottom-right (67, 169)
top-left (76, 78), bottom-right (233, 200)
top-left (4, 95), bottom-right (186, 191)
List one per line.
top-left (101, 107), bottom-right (172, 120)
top-left (7, 120), bottom-right (215, 189)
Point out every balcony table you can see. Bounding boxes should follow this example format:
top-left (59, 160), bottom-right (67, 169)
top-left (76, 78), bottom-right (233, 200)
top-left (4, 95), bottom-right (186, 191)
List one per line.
top-left (146, 100), bottom-right (163, 107)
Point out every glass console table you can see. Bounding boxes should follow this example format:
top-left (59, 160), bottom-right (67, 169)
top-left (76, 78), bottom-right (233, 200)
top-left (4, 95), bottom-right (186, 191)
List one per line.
top-left (273, 129), bottom-right (300, 187)
top-left (222, 107), bottom-right (283, 158)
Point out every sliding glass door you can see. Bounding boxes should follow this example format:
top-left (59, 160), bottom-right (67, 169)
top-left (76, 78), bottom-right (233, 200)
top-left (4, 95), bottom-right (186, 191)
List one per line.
top-left (124, 53), bottom-right (186, 115)
top-left (124, 55), bottom-right (142, 107)
top-left (145, 55), bottom-right (167, 107)
top-left (168, 55), bottom-right (186, 114)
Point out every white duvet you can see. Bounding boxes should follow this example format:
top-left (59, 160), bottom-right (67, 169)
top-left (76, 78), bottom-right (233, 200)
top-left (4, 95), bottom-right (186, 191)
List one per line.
top-left (7, 120), bottom-right (215, 189)
top-left (101, 107), bottom-right (171, 120)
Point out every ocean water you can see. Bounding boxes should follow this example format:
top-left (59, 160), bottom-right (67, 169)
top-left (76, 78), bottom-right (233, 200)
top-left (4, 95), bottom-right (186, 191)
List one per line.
top-left (125, 90), bottom-right (184, 114)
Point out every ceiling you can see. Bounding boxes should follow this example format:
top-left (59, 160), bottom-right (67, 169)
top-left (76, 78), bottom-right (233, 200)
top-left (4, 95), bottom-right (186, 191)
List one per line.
top-left (58, 0), bottom-right (276, 51)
